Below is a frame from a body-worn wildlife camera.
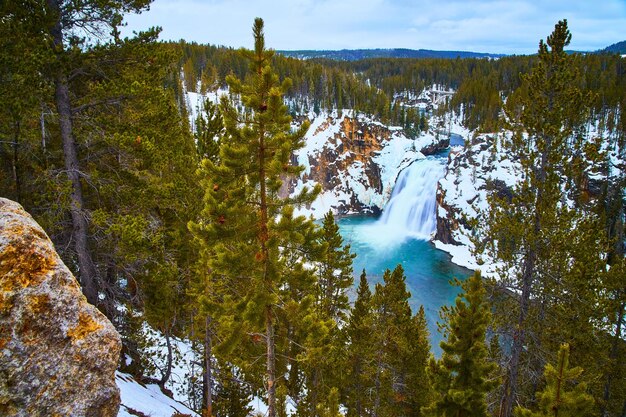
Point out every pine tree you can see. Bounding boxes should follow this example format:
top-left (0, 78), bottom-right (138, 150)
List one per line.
top-left (405, 306), bottom-right (433, 416)
top-left (514, 344), bottom-right (593, 417)
top-left (371, 265), bottom-right (432, 417)
top-left (371, 266), bottom-right (411, 417)
top-left (189, 18), bottom-right (319, 417)
top-left (0, 1), bottom-right (205, 327)
top-left (43, 0), bottom-right (151, 305)
top-left (345, 270), bottom-right (376, 417)
top-left (300, 210), bottom-right (355, 416)
top-left (317, 387), bottom-right (342, 417)
top-left (0, 2), bottom-right (52, 206)
top-left (214, 363), bottom-right (254, 417)
top-left (97, 38), bottom-right (202, 384)
top-left (195, 99), bottom-right (224, 162)
top-left (317, 210), bottom-right (355, 322)
top-left (481, 20), bottom-right (592, 417)
top-left (425, 271), bottom-right (497, 417)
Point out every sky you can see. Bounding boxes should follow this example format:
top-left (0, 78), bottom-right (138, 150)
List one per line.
top-left (122, 0), bottom-right (626, 54)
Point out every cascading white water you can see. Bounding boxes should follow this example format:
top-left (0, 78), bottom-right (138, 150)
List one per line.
top-left (354, 156), bottom-right (446, 249)
top-left (376, 157), bottom-right (446, 240)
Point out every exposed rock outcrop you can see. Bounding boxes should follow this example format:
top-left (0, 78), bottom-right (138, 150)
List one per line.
top-left (421, 136), bottom-right (450, 156)
top-left (0, 198), bottom-right (121, 417)
top-left (435, 184), bottom-right (459, 245)
top-left (299, 115), bottom-right (387, 214)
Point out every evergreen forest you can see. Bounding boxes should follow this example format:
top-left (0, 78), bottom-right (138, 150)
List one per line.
top-left (0, 2), bottom-right (625, 417)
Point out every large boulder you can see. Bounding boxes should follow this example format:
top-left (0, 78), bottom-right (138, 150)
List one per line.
top-left (0, 198), bottom-right (121, 417)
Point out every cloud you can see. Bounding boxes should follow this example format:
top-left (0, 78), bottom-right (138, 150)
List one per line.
top-left (122, 0), bottom-right (626, 53)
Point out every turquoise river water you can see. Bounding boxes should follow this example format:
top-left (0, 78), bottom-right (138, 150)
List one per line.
top-left (336, 152), bottom-right (471, 355)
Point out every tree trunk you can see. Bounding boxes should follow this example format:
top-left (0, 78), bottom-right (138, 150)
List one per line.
top-left (203, 316), bottom-right (214, 417)
top-left (11, 118), bottom-right (21, 203)
top-left (48, 0), bottom-right (99, 305)
top-left (373, 349), bottom-right (383, 417)
top-left (287, 323), bottom-right (301, 405)
top-left (501, 131), bottom-right (551, 417)
top-left (256, 62), bottom-right (276, 416)
top-left (190, 312), bottom-right (198, 412)
top-left (40, 106), bottom-right (47, 151)
top-left (355, 360), bottom-right (362, 417)
top-left (266, 307), bottom-right (277, 417)
top-left (500, 248), bottom-right (534, 417)
top-left (310, 367), bottom-right (320, 417)
top-left (159, 329), bottom-right (173, 392)
top-left (602, 299), bottom-right (625, 417)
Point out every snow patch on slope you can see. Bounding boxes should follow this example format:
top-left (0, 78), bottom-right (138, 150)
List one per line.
top-left (117, 372), bottom-right (199, 417)
top-left (186, 88), bottom-right (230, 132)
top-left (433, 134), bottom-right (522, 276)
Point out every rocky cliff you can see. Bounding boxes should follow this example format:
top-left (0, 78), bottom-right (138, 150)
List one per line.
top-left (0, 198), bottom-right (121, 417)
top-left (291, 111), bottom-right (449, 218)
top-left (433, 135), bottom-right (520, 270)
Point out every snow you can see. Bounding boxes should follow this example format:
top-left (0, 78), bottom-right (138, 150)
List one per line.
top-left (297, 111), bottom-right (344, 176)
top-left (183, 79), bottom-right (229, 132)
top-left (434, 133), bottom-right (523, 277)
top-left (433, 240), bottom-right (480, 270)
top-left (116, 324), bottom-right (272, 417)
top-left (117, 372), bottom-right (199, 417)
top-left (130, 323), bottom-right (200, 407)
top-left (432, 113), bottom-right (625, 277)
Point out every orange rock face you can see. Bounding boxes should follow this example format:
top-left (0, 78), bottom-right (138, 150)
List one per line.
top-left (297, 115), bottom-right (392, 213)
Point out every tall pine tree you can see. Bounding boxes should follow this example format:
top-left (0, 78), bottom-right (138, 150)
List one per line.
top-left (300, 210), bottom-right (355, 417)
top-left (482, 20), bottom-right (592, 417)
top-left (371, 265), bottom-right (432, 417)
top-left (425, 271), bottom-right (497, 417)
top-left (345, 270), bottom-right (376, 417)
top-left (316, 210), bottom-right (355, 322)
top-left (514, 344), bottom-right (593, 417)
top-left (189, 18), bottom-right (319, 417)
top-left (44, 0), bottom-right (151, 304)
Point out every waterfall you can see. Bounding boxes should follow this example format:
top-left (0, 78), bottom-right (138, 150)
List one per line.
top-left (376, 157), bottom-right (446, 240)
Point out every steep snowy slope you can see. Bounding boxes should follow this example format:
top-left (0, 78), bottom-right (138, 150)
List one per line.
top-left (433, 134), bottom-right (520, 273)
top-left (117, 372), bottom-right (199, 417)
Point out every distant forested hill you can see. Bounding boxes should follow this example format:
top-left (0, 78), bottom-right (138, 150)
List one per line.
top-left (277, 48), bottom-right (504, 61)
top-left (599, 40), bottom-right (626, 54)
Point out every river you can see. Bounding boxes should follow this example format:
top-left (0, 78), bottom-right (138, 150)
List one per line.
top-left (336, 151), bottom-right (471, 355)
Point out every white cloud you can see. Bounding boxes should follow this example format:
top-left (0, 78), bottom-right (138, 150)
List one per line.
top-left (122, 0), bottom-right (626, 53)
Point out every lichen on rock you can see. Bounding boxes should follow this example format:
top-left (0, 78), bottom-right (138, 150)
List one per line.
top-left (0, 198), bottom-right (121, 417)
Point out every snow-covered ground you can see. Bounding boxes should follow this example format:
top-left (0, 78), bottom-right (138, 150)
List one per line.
top-left (117, 372), bottom-right (199, 417)
top-left (117, 326), bottom-right (271, 417)
top-left (185, 87), bottom-right (229, 131)
top-left (432, 132), bottom-right (521, 276)
top-left (116, 321), bottom-right (202, 416)
top-left (432, 112), bottom-right (624, 275)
